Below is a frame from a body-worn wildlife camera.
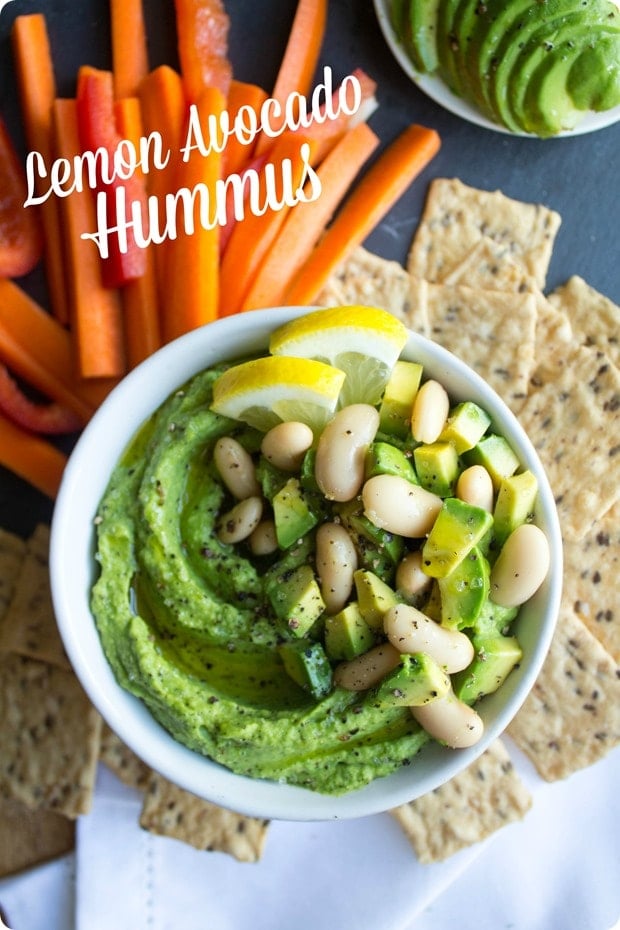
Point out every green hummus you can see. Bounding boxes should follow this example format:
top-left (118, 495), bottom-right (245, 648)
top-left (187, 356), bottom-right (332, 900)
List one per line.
top-left (91, 366), bottom-right (428, 795)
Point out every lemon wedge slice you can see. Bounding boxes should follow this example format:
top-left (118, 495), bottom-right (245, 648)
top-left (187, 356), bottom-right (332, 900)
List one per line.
top-left (269, 306), bottom-right (409, 406)
top-left (211, 356), bottom-right (346, 434)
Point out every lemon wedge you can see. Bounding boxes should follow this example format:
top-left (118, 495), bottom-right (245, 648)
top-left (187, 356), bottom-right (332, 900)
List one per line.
top-left (211, 356), bottom-right (346, 433)
top-left (269, 306), bottom-right (409, 406)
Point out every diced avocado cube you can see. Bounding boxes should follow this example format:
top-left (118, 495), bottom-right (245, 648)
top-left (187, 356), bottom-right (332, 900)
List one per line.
top-left (493, 470), bottom-right (538, 549)
top-left (463, 434), bottom-right (520, 490)
top-left (423, 580), bottom-right (442, 622)
top-left (324, 602), bottom-right (375, 660)
top-left (364, 441), bottom-right (419, 484)
top-left (256, 456), bottom-right (289, 502)
top-left (353, 568), bottom-right (399, 631)
top-left (453, 635), bottom-right (523, 705)
top-left (438, 546), bottom-right (490, 631)
top-left (422, 497), bottom-right (494, 579)
top-left (336, 500), bottom-right (404, 581)
top-left (413, 441), bottom-right (460, 497)
top-left (472, 597), bottom-right (518, 638)
top-left (378, 360), bottom-right (423, 438)
top-left (439, 401), bottom-right (491, 454)
top-left (272, 477), bottom-right (319, 549)
top-left (299, 448), bottom-right (319, 494)
top-left (278, 640), bottom-right (333, 698)
top-left (265, 564), bottom-right (325, 637)
top-left (373, 653), bottom-right (450, 708)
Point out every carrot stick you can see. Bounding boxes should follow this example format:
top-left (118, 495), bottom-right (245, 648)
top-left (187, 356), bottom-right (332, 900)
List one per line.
top-left (0, 411), bottom-right (67, 499)
top-left (163, 87), bottom-right (224, 343)
top-left (254, 0), bottom-right (328, 155)
top-left (218, 135), bottom-right (317, 317)
top-left (0, 280), bottom-right (115, 421)
top-left (51, 99), bottom-right (126, 379)
top-left (115, 98), bottom-right (162, 368)
top-left (283, 124), bottom-right (441, 306)
top-left (222, 80), bottom-right (268, 175)
top-left (174, 0), bottom-right (232, 101)
top-left (11, 14), bottom-right (69, 324)
top-left (241, 122), bottom-right (380, 312)
top-left (110, 0), bottom-right (149, 99)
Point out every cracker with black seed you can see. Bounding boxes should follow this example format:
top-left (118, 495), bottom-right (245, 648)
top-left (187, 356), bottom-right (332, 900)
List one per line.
top-left (0, 654), bottom-right (102, 817)
top-left (516, 345), bottom-right (620, 540)
top-left (0, 524), bottom-right (70, 670)
top-left (139, 773), bottom-right (269, 862)
top-left (548, 275), bottom-right (620, 369)
top-left (99, 723), bottom-right (151, 790)
top-left (0, 795), bottom-right (75, 878)
top-left (391, 739), bottom-right (531, 863)
top-left (316, 246), bottom-right (414, 325)
top-left (423, 281), bottom-right (537, 411)
top-left (0, 529), bottom-right (27, 623)
top-left (407, 178), bottom-right (561, 288)
top-left (508, 608), bottom-right (620, 780)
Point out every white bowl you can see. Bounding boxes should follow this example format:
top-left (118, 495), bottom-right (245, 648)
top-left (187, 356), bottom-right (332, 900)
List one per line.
top-left (50, 306), bottom-right (562, 821)
top-left (373, 0), bottom-right (620, 137)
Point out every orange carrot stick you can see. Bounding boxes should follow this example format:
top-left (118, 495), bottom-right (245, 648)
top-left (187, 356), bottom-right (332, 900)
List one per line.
top-left (222, 80), bottom-right (268, 175)
top-left (163, 87), bottom-right (224, 343)
top-left (0, 411), bottom-right (67, 499)
top-left (174, 0), bottom-right (232, 101)
top-left (115, 98), bottom-right (162, 368)
top-left (51, 99), bottom-right (126, 379)
top-left (218, 135), bottom-right (317, 317)
top-left (0, 280), bottom-right (114, 419)
top-left (283, 124), bottom-right (441, 306)
top-left (254, 0), bottom-right (328, 155)
top-left (241, 122), bottom-right (380, 312)
top-left (11, 14), bottom-right (69, 324)
top-left (110, 0), bottom-right (149, 98)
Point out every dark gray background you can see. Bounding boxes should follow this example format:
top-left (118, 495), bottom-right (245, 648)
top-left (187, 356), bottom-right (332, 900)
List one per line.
top-left (0, 0), bottom-right (618, 534)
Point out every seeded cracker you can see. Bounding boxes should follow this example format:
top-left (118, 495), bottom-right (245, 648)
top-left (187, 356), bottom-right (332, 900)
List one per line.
top-left (407, 178), bottom-right (561, 288)
top-left (516, 345), bottom-right (620, 540)
top-left (140, 773), bottom-right (269, 862)
top-left (0, 796), bottom-right (74, 878)
top-left (99, 724), bottom-right (152, 790)
top-left (0, 524), bottom-right (70, 670)
top-left (316, 246), bottom-right (414, 325)
top-left (0, 529), bottom-right (26, 621)
top-left (508, 609), bottom-right (620, 780)
top-left (390, 740), bottom-right (532, 864)
top-left (0, 653), bottom-right (101, 817)
top-left (562, 501), bottom-right (620, 663)
top-left (548, 275), bottom-right (620, 369)
top-left (421, 281), bottom-right (537, 411)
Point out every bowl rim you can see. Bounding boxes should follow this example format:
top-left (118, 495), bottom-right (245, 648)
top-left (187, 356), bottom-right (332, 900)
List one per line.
top-left (50, 306), bottom-right (562, 822)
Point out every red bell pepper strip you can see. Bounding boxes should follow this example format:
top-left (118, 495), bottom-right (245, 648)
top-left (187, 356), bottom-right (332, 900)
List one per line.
top-left (0, 363), bottom-right (82, 435)
top-left (0, 117), bottom-right (42, 278)
top-left (76, 66), bottom-right (147, 287)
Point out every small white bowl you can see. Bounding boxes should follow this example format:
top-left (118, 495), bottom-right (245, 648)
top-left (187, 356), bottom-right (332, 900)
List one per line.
top-left (50, 307), bottom-right (562, 821)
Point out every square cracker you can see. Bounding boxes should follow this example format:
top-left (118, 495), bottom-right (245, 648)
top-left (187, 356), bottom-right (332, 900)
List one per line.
top-left (562, 500), bottom-right (620, 663)
top-left (548, 275), bottom-right (620, 369)
top-left (0, 523), bottom-right (70, 671)
top-left (140, 774), bottom-right (269, 863)
top-left (407, 178), bottom-right (561, 288)
top-left (0, 528), bottom-right (26, 622)
top-left (391, 739), bottom-right (531, 864)
top-left (423, 281), bottom-right (537, 411)
top-left (0, 796), bottom-right (75, 878)
top-left (99, 724), bottom-right (151, 791)
top-left (0, 654), bottom-right (102, 818)
top-left (315, 246), bottom-right (414, 325)
top-left (508, 609), bottom-right (620, 781)
top-left (516, 345), bottom-right (620, 540)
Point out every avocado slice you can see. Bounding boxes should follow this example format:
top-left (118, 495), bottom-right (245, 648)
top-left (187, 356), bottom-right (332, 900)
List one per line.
top-left (493, 469), bottom-right (538, 550)
top-left (373, 653), bottom-right (450, 708)
top-left (463, 434), bottom-right (519, 491)
top-left (324, 602), bottom-right (375, 661)
top-left (378, 359), bottom-right (423, 439)
top-left (438, 545), bottom-right (490, 630)
top-left (265, 563), bottom-right (325, 637)
top-left (422, 497), bottom-right (494, 579)
top-left (435, 0), bottom-right (469, 95)
top-left (353, 568), bottom-right (400, 631)
top-left (453, 634), bottom-right (522, 705)
top-left (365, 441), bottom-right (419, 485)
top-left (278, 640), bottom-right (333, 699)
top-left (414, 441), bottom-right (460, 497)
top-left (404, 0), bottom-right (442, 73)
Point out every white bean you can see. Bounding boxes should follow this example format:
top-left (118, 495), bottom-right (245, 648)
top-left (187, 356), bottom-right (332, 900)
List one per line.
top-left (217, 496), bottom-right (263, 544)
top-left (384, 603), bottom-right (474, 673)
top-left (490, 522), bottom-right (550, 608)
top-left (362, 475), bottom-right (442, 538)
top-left (395, 550), bottom-right (432, 599)
top-left (456, 465), bottom-right (494, 512)
top-left (248, 519), bottom-right (278, 556)
top-left (333, 643), bottom-right (401, 691)
top-left (213, 437), bottom-right (260, 500)
top-left (315, 522), bottom-right (359, 615)
top-left (261, 421), bottom-right (313, 472)
top-left (315, 404), bottom-right (380, 502)
top-left (411, 690), bottom-right (484, 748)
top-left (411, 379), bottom-right (450, 444)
